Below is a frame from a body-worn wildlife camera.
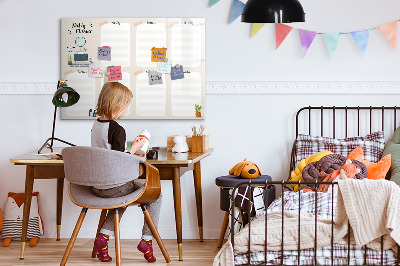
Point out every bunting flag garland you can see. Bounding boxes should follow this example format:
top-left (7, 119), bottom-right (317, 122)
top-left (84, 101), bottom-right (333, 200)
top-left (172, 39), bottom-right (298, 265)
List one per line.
top-left (351, 29), bottom-right (370, 55)
top-left (229, 0), bottom-right (245, 24)
top-left (378, 21), bottom-right (398, 50)
top-left (323, 33), bottom-right (341, 58)
top-left (275, 23), bottom-right (293, 49)
top-left (207, 3), bottom-right (400, 58)
top-left (209, 0), bottom-right (221, 8)
top-left (251, 23), bottom-right (266, 38)
top-left (298, 29), bottom-right (317, 58)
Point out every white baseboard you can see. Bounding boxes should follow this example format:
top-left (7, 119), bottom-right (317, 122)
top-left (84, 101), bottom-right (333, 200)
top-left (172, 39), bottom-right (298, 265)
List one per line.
top-left (1, 81), bottom-right (400, 94)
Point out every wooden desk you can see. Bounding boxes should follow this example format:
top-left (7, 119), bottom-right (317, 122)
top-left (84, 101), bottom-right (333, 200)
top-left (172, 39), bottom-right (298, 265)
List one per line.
top-left (10, 147), bottom-right (213, 261)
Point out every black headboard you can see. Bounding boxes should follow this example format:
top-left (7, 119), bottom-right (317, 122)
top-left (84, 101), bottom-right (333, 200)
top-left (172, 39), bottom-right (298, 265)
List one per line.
top-left (289, 106), bottom-right (400, 179)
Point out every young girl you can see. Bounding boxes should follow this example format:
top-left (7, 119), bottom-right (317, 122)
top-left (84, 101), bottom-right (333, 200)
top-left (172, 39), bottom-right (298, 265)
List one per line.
top-left (91, 82), bottom-right (162, 263)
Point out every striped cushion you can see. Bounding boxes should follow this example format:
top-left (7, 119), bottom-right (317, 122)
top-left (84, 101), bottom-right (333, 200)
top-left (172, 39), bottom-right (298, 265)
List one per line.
top-left (1, 217), bottom-right (41, 240)
top-left (295, 131), bottom-right (385, 166)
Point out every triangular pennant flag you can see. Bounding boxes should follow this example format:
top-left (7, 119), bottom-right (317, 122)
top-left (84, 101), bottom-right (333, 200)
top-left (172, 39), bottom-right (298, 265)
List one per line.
top-left (209, 0), bottom-right (220, 7)
top-left (323, 33), bottom-right (341, 58)
top-left (275, 23), bottom-right (293, 49)
top-left (251, 23), bottom-right (266, 38)
top-left (351, 29), bottom-right (370, 55)
top-left (298, 29), bottom-right (317, 58)
top-left (229, 0), bottom-right (245, 24)
top-left (378, 21), bottom-right (398, 50)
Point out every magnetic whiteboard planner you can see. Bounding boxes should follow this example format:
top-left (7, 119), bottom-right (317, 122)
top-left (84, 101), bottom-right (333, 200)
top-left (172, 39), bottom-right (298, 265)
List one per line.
top-left (61, 18), bottom-right (205, 120)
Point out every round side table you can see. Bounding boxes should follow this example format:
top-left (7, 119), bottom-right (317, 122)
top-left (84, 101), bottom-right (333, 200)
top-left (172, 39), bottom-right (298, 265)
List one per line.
top-left (215, 175), bottom-right (275, 248)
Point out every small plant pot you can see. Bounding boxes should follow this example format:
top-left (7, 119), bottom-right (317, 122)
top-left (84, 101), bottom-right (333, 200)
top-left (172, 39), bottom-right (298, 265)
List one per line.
top-left (195, 111), bottom-right (201, 117)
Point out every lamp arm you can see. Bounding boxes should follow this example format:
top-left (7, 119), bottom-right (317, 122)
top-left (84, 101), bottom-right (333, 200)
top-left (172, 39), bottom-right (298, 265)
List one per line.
top-left (50, 105), bottom-right (57, 148)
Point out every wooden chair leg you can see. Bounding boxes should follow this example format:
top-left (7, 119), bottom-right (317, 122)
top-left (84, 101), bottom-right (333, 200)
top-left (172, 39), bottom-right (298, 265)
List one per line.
top-left (91, 209), bottom-right (108, 258)
top-left (114, 210), bottom-right (121, 266)
top-left (217, 211), bottom-right (230, 248)
top-left (141, 205), bottom-right (171, 263)
top-left (60, 208), bottom-right (88, 266)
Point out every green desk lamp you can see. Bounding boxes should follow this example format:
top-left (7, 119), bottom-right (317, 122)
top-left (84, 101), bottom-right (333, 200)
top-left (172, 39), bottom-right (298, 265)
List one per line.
top-left (38, 80), bottom-right (80, 154)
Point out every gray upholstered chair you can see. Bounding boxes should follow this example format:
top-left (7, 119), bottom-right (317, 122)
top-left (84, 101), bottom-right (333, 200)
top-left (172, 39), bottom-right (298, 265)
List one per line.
top-left (60, 146), bottom-right (171, 265)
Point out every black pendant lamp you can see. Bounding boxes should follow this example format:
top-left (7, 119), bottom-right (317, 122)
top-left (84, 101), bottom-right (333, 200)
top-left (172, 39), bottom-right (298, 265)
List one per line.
top-left (242, 0), bottom-right (305, 23)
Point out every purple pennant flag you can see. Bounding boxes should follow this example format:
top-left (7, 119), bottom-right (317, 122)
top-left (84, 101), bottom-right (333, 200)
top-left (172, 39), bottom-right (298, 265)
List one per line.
top-left (229, 0), bottom-right (245, 24)
top-left (298, 29), bottom-right (317, 58)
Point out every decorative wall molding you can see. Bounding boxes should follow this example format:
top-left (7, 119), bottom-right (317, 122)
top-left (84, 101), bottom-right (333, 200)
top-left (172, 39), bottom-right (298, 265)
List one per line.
top-left (0, 83), bottom-right (56, 94)
top-left (206, 81), bottom-right (400, 94)
top-left (1, 81), bottom-right (400, 95)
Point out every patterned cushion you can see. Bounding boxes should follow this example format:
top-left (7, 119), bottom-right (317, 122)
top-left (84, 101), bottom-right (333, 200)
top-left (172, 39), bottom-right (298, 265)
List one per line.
top-left (295, 131), bottom-right (385, 166)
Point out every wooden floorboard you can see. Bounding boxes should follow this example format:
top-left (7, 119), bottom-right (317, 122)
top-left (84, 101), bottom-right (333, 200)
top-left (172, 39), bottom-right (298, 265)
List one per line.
top-left (0, 239), bottom-right (222, 265)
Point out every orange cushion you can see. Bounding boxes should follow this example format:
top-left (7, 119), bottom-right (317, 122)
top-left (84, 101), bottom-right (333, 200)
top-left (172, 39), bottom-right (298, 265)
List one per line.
top-left (347, 146), bottom-right (391, 180)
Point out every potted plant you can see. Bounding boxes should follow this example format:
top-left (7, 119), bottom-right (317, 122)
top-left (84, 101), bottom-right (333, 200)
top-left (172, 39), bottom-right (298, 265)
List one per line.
top-left (195, 104), bottom-right (202, 117)
top-left (67, 54), bottom-right (72, 65)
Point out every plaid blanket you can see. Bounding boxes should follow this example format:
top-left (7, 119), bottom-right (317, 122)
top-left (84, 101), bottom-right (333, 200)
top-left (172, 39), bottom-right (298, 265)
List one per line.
top-left (234, 191), bottom-right (397, 265)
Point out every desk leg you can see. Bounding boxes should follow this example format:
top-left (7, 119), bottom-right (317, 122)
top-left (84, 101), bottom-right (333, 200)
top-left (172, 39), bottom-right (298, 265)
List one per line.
top-left (172, 167), bottom-right (183, 261)
top-left (20, 165), bottom-right (35, 259)
top-left (193, 161), bottom-right (203, 242)
top-left (56, 178), bottom-right (64, 241)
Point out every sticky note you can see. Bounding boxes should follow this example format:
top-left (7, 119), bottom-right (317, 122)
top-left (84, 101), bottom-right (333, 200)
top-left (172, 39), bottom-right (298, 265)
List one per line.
top-left (98, 46), bottom-right (111, 61)
top-left (151, 47), bottom-right (167, 62)
top-left (171, 65), bottom-right (184, 80)
top-left (107, 66), bottom-right (122, 81)
top-left (157, 62), bottom-right (171, 74)
top-left (148, 71), bottom-right (163, 85)
top-left (88, 63), bottom-right (103, 78)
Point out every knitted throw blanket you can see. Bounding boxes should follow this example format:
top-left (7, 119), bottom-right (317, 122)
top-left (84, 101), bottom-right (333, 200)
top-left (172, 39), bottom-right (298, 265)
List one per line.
top-left (335, 178), bottom-right (400, 251)
top-left (214, 179), bottom-right (400, 266)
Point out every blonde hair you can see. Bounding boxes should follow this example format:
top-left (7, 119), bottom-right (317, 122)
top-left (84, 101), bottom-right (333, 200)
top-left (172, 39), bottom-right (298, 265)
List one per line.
top-left (96, 82), bottom-right (133, 120)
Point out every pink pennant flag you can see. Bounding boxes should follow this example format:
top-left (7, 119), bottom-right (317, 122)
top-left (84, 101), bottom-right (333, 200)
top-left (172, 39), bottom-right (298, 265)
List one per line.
top-left (298, 29), bottom-right (317, 58)
top-left (275, 24), bottom-right (293, 49)
top-left (378, 21), bottom-right (398, 50)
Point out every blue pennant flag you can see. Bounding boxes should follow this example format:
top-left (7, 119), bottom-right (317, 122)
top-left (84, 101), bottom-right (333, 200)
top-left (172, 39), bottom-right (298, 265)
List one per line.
top-left (209, 0), bottom-right (221, 7)
top-left (323, 33), bottom-right (341, 58)
top-left (229, 0), bottom-right (245, 24)
top-left (351, 29), bottom-right (371, 55)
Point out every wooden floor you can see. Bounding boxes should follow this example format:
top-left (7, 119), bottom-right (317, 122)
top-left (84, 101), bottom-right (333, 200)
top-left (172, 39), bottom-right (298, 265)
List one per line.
top-left (0, 239), bottom-right (221, 265)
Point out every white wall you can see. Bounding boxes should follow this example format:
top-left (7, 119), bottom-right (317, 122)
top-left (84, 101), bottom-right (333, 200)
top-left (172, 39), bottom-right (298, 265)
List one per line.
top-left (1, 0), bottom-right (400, 239)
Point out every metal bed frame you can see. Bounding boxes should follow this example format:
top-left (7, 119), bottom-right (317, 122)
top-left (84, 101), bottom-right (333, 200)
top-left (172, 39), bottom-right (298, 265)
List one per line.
top-left (230, 106), bottom-right (400, 266)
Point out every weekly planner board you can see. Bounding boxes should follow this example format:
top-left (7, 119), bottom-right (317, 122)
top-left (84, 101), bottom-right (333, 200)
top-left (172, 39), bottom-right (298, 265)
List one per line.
top-left (60, 18), bottom-right (205, 120)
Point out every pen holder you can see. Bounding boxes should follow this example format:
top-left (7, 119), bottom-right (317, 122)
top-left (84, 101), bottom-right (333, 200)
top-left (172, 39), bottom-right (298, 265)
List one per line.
top-left (191, 135), bottom-right (209, 153)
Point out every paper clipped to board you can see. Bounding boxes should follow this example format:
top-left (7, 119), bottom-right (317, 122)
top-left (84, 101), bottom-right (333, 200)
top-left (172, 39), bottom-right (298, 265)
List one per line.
top-left (88, 63), bottom-right (103, 78)
top-left (98, 46), bottom-right (111, 61)
top-left (151, 47), bottom-right (167, 62)
top-left (148, 71), bottom-right (163, 85)
top-left (107, 66), bottom-right (122, 81)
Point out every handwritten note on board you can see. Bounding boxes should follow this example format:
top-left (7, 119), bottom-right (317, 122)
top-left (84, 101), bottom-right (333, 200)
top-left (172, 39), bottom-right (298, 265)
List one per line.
top-left (157, 62), bottom-right (171, 73)
top-left (171, 65), bottom-right (184, 80)
top-left (107, 66), bottom-right (122, 81)
top-left (148, 71), bottom-right (163, 85)
top-left (88, 63), bottom-right (103, 78)
top-left (151, 47), bottom-right (167, 62)
top-left (98, 46), bottom-right (111, 61)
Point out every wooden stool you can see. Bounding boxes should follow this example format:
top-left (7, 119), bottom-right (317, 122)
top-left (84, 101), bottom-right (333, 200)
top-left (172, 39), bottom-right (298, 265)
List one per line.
top-left (215, 175), bottom-right (275, 248)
